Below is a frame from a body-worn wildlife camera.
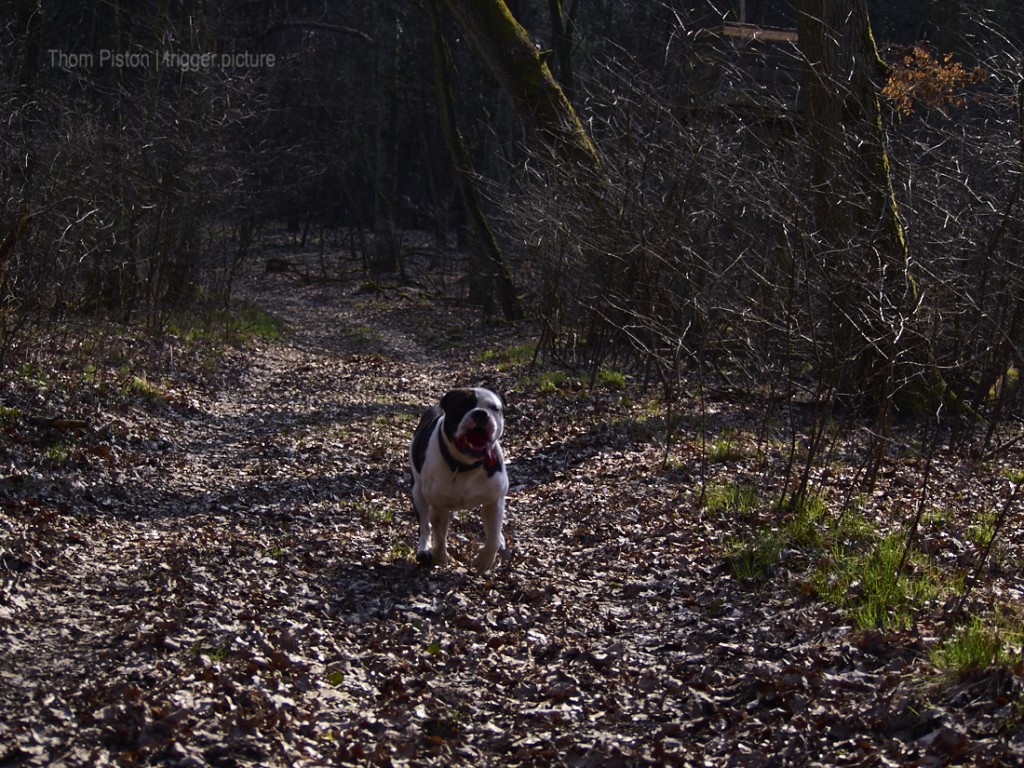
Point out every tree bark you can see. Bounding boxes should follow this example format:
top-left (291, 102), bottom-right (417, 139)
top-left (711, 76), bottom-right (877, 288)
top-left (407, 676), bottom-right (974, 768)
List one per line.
top-left (372, 0), bottom-right (401, 274)
top-left (14, 0), bottom-right (42, 89)
top-left (439, 0), bottom-right (600, 171)
top-left (426, 0), bottom-right (523, 321)
top-left (796, 0), bottom-right (916, 412)
top-left (547, 0), bottom-right (577, 103)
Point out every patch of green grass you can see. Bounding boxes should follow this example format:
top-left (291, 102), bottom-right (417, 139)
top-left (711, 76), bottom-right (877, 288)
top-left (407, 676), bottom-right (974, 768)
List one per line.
top-left (931, 618), bottom-right (1020, 678)
top-left (174, 303), bottom-right (286, 345)
top-left (923, 504), bottom-right (952, 530)
top-left (45, 442), bottom-right (71, 464)
top-left (344, 324), bottom-right (386, 352)
top-left (832, 498), bottom-right (876, 544)
top-left (787, 494), bottom-right (829, 548)
top-left (814, 530), bottom-right (942, 630)
top-left (535, 370), bottom-right (568, 395)
top-left (728, 530), bottom-right (785, 581)
top-left (725, 493), bottom-right (826, 581)
top-left (703, 481), bottom-right (761, 517)
top-left (725, 490), bottom-right (947, 627)
top-left (618, 414), bottom-right (664, 443)
top-left (130, 374), bottom-right (167, 404)
top-left (229, 303), bottom-right (286, 341)
top-left (1003, 468), bottom-right (1024, 484)
top-left (387, 541), bottom-right (415, 563)
top-left (612, 401), bottom-right (696, 447)
top-left (340, 497), bottom-right (395, 524)
top-left (0, 404), bottom-right (21, 425)
top-left (967, 508), bottom-right (999, 550)
top-left (596, 368), bottom-right (626, 390)
top-left (425, 325), bottom-right (470, 351)
top-left (706, 429), bottom-right (750, 463)
top-left (481, 343), bottom-right (534, 370)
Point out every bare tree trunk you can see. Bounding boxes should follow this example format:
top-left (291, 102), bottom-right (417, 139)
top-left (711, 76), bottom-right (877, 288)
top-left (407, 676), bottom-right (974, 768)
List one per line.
top-left (440, 0), bottom-right (600, 171)
top-left (796, 0), bottom-right (917, 414)
top-left (547, 0), bottom-right (577, 103)
top-left (426, 0), bottom-right (523, 321)
top-left (14, 0), bottom-right (42, 89)
top-left (372, 0), bottom-right (401, 274)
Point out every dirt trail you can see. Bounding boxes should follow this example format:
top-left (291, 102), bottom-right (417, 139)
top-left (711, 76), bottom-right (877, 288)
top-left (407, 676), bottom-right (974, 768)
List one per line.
top-left (2, 270), bottom-right (1022, 766)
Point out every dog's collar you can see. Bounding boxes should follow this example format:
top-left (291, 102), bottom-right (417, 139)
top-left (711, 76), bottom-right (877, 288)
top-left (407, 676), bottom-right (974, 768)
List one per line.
top-left (438, 428), bottom-right (501, 477)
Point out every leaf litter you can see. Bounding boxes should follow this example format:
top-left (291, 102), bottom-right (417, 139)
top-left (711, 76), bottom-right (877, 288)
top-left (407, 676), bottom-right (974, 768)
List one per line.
top-left (1, 263), bottom-right (1023, 766)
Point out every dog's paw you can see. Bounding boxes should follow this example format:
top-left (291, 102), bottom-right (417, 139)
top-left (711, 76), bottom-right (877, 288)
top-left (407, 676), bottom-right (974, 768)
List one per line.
top-left (472, 551), bottom-right (497, 574)
top-left (416, 548), bottom-right (454, 569)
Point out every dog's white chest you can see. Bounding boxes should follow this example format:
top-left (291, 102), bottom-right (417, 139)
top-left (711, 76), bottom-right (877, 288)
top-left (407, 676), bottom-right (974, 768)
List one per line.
top-left (417, 448), bottom-right (508, 511)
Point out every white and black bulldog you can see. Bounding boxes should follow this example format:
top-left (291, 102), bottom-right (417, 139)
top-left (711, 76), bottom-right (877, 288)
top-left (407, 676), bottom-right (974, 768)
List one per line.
top-left (409, 387), bottom-right (508, 573)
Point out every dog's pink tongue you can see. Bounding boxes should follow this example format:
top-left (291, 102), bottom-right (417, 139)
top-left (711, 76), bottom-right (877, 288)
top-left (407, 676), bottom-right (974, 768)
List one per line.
top-left (485, 443), bottom-right (497, 467)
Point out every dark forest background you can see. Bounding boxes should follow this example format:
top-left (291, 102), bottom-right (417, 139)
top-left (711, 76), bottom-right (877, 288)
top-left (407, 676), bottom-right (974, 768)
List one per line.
top-left (3, 0), bottom-right (1024, 467)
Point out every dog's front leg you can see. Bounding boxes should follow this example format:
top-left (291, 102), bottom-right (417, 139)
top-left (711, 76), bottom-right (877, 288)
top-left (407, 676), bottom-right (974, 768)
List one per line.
top-left (473, 500), bottom-right (505, 574)
top-left (416, 514), bottom-right (433, 566)
top-left (430, 507), bottom-right (452, 567)
top-left (413, 487), bottom-right (434, 566)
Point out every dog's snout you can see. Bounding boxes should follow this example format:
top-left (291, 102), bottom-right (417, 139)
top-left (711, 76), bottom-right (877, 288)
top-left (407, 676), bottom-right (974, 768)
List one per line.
top-left (471, 410), bottom-right (489, 427)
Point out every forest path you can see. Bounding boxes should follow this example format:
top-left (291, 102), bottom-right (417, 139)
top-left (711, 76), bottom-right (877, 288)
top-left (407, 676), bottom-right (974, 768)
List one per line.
top-left (1, 267), bottom-right (1020, 766)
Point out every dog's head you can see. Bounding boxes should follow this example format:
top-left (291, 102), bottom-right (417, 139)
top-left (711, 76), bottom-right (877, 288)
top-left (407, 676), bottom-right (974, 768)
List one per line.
top-left (440, 387), bottom-right (505, 462)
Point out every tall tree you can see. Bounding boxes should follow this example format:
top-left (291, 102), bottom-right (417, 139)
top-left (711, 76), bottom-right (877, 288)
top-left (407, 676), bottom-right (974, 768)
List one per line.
top-left (426, 0), bottom-right (523, 320)
top-left (796, 0), bottom-right (917, 413)
top-left (372, 0), bottom-right (401, 274)
top-left (433, 0), bottom-right (600, 320)
top-left (547, 0), bottom-right (578, 103)
top-left (439, 0), bottom-right (600, 171)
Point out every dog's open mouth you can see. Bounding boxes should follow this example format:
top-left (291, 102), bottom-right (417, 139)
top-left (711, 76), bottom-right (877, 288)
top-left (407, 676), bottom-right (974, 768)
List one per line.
top-left (457, 427), bottom-right (493, 456)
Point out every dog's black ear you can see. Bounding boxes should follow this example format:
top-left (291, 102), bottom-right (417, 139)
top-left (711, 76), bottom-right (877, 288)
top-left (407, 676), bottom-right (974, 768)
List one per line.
top-left (440, 388), bottom-right (475, 415)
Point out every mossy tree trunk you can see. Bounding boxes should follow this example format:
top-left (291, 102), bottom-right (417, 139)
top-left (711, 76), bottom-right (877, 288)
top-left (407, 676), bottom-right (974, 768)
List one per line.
top-left (426, 0), bottom-right (523, 321)
top-left (439, 0), bottom-right (600, 172)
top-left (796, 0), bottom-right (918, 416)
top-left (432, 0), bottom-right (599, 320)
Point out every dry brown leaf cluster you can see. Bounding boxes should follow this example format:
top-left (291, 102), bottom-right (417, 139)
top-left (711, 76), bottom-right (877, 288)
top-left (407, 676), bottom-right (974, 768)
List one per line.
top-left (883, 46), bottom-right (987, 117)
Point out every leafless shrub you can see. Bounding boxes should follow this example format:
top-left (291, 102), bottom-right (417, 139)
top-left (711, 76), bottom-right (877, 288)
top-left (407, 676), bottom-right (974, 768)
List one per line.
top-left (1, 12), bottom-right (267, 364)
top-left (501, 19), bottom-right (1024, 483)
